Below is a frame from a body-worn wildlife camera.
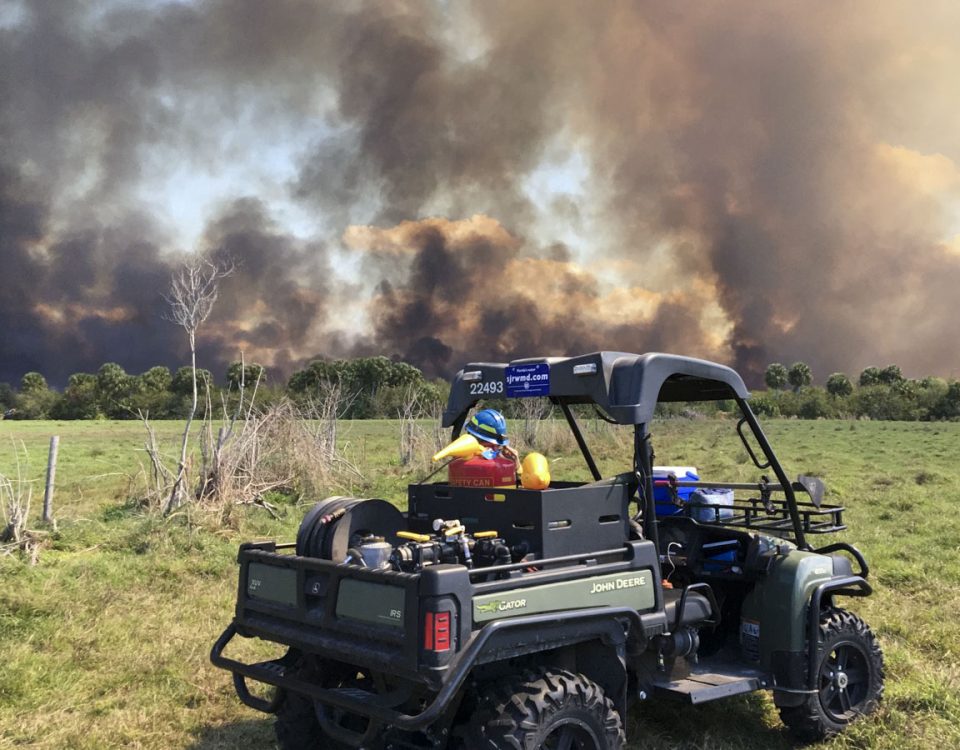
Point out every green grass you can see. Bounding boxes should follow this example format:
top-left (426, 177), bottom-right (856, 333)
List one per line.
top-left (0, 418), bottom-right (958, 749)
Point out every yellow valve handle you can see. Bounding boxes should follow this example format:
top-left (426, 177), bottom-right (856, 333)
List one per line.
top-left (397, 531), bottom-right (431, 543)
top-left (473, 531), bottom-right (499, 539)
top-left (443, 525), bottom-right (466, 537)
top-left (432, 434), bottom-right (483, 462)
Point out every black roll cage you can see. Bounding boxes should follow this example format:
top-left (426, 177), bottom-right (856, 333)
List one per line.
top-left (445, 353), bottom-right (811, 550)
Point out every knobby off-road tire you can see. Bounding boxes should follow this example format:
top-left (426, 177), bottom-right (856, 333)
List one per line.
top-left (274, 688), bottom-right (361, 750)
top-left (275, 689), bottom-right (329, 750)
top-left (460, 668), bottom-right (625, 750)
top-left (779, 607), bottom-right (884, 742)
top-left (273, 654), bottom-right (358, 750)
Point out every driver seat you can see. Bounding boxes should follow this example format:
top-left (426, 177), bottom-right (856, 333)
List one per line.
top-left (662, 587), bottom-right (715, 629)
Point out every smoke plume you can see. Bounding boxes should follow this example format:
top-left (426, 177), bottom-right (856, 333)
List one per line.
top-left (2, 1), bottom-right (960, 387)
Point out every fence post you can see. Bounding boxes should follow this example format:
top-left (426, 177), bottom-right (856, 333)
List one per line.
top-left (43, 435), bottom-right (59, 524)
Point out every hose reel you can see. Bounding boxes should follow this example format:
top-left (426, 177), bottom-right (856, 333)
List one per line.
top-left (296, 496), bottom-right (404, 561)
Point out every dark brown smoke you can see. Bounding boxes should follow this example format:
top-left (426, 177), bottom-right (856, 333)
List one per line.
top-left (343, 215), bottom-right (723, 376)
top-left (2, 1), bottom-right (960, 387)
top-left (197, 199), bottom-right (334, 376)
top-left (0, 165), bottom-right (182, 385)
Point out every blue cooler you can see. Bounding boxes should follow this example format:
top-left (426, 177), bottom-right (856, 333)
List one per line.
top-left (653, 466), bottom-right (699, 516)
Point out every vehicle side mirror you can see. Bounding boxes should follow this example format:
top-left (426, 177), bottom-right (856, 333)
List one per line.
top-left (795, 475), bottom-right (825, 508)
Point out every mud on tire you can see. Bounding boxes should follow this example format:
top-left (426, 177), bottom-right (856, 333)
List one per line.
top-left (460, 668), bottom-right (625, 750)
top-left (779, 607), bottom-right (884, 742)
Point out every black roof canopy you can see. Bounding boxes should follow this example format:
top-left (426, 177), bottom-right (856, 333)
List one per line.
top-left (442, 351), bottom-right (750, 427)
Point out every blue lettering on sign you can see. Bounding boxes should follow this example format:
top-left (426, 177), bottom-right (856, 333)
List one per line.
top-left (505, 363), bottom-right (550, 397)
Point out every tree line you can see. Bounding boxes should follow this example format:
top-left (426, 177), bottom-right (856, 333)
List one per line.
top-left (2, 357), bottom-right (959, 422)
top-left (0, 357), bottom-right (450, 421)
top-left (752, 361), bottom-right (960, 420)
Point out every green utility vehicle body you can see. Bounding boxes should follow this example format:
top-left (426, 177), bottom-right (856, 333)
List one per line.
top-left (473, 569), bottom-right (656, 622)
top-left (743, 549), bottom-right (832, 659)
top-left (212, 352), bottom-right (882, 749)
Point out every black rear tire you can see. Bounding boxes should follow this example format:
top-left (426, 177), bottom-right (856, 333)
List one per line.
top-left (274, 689), bottom-right (325, 750)
top-left (460, 668), bottom-right (625, 749)
top-left (779, 607), bottom-right (884, 741)
top-left (273, 655), bottom-right (357, 750)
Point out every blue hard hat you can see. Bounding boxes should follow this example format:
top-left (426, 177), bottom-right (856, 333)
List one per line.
top-left (466, 408), bottom-right (509, 446)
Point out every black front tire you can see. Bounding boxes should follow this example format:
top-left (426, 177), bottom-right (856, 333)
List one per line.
top-left (780, 608), bottom-right (884, 741)
top-left (461, 668), bottom-right (625, 749)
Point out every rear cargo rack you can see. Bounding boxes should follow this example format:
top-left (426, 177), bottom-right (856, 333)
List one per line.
top-left (656, 480), bottom-right (845, 535)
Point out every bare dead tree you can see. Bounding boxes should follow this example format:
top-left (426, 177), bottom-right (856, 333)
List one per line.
top-left (0, 474), bottom-right (31, 548)
top-left (1, 443), bottom-right (42, 564)
top-left (307, 381), bottom-right (354, 459)
top-left (398, 385), bottom-right (426, 466)
top-left (199, 402), bottom-right (294, 513)
top-left (429, 400), bottom-right (447, 456)
top-left (199, 377), bottom-right (218, 495)
top-left (139, 409), bottom-right (173, 504)
top-left (397, 387), bottom-right (451, 469)
top-left (300, 383), bottom-right (363, 488)
top-left (198, 398), bottom-right (363, 515)
top-left (133, 359), bottom-right (363, 518)
top-left (514, 397), bottom-right (552, 451)
top-left (199, 353), bottom-right (264, 502)
top-left (163, 256), bottom-right (233, 514)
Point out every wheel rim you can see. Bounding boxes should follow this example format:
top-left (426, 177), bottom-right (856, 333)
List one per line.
top-left (818, 639), bottom-right (871, 722)
top-left (542, 718), bottom-right (601, 750)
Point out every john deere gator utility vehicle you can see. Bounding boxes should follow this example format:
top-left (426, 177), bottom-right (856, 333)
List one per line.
top-left (211, 352), bottom-right (883, 749)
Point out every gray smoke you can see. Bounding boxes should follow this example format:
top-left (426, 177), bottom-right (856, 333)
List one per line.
top-left (2, 1), bottom-right (960, 387)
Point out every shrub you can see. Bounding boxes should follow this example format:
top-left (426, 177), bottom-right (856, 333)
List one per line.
top-left (51, 373), bottom-right (101, 419)
top-left (796, 387), bottom-right (838, 419)
top-left (853, 385), bottom-right (919, 421)
top-left (748, 392), bottom-right (781, 417)
top-left (930, 381), bottom-right (960, 420)
top-left (13, 388), bottom-right (57, 419)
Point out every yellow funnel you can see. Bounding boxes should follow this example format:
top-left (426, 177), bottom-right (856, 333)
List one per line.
top-left (433, 434), bottom-right (484, 462)
top-left (521, 452), bottom-right (551, 490)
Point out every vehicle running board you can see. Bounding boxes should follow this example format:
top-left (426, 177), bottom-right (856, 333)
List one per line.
top-left (652, 669), bottom-right (764, 704)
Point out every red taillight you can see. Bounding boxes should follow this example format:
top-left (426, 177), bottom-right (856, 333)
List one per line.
top-left (424, 611), bottom-right (451, 652)
top-left (435, 612), bottom-right (451, 650)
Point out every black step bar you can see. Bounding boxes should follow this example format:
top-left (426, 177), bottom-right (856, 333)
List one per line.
top-left (653, 671), bottom-right (763, 704)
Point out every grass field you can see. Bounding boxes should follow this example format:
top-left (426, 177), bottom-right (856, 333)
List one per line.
top-left (1, 418), bottom-right (958, 749)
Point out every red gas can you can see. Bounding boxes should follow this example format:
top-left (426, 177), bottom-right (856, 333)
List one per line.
top-left (447, 455), bottom-right (516, 488)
